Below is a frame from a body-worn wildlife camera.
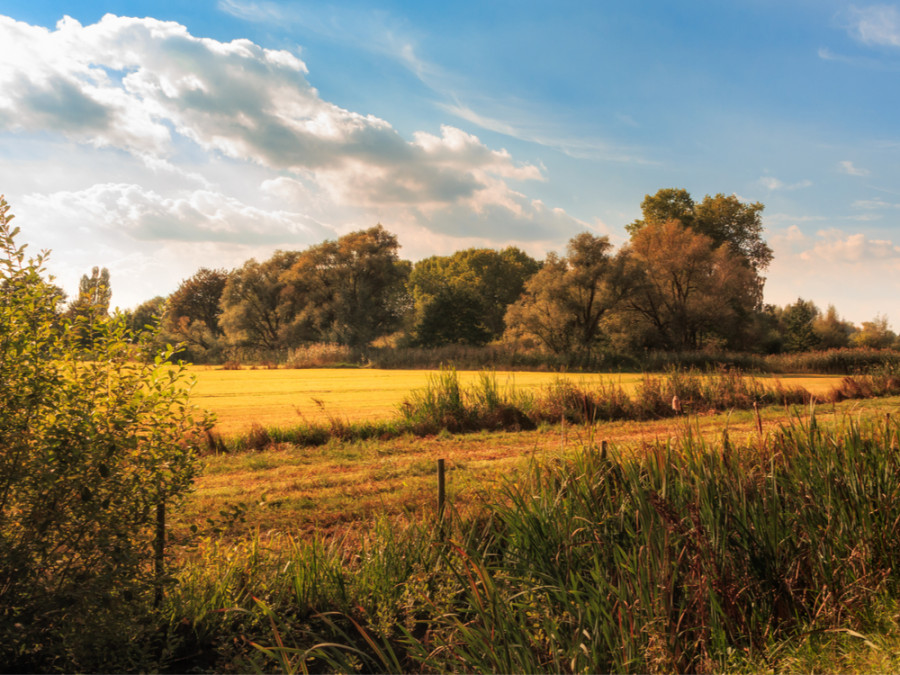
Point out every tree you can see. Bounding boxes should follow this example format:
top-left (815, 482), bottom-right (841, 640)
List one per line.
top-left (408, 246), bottom-right (539, 346)
top-left (67, 266), bottom-right (112, 348)
top-left (281, 225), bottom-right (410, 347)
top-left (126, 295), bottom-right (166, 341)
top-left (504, 233), bottom-right (631, 355)
top-left (0, 196), bottom-right (208, 670)
top-left (813, 304), bottom-right (855, 350)
top-left (164, 268), bottom-right (228, 358)
top-left (850, 314), bottom-right (896, 349)
top-left (627, 188), bottom-right (772, 272)
top-left (412, 284), bottom-right (492, 347)
top-left (624, 220), bottom-right (758, 350)
top-left (220, 251), bottom-right (300, 351)
top-left (781, 298), bottom-right (821, 352)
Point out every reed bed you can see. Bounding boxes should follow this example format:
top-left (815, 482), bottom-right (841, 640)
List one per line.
top-left (154, 412), bottom-right (900, 673)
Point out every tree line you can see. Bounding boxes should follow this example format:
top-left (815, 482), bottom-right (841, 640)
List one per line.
top-left (63, 187), bottom-right (896, 363)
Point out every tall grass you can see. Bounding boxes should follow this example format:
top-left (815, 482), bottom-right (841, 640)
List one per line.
top-left (157, 412), bottom-right (900, 673)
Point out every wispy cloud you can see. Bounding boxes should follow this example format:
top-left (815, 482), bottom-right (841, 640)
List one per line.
top-left (839, 160), bottom-right (870, 176)
top-left (848, 5), bottom-right (900, 48)
top-left (758, 176), bottom-right (813, 191)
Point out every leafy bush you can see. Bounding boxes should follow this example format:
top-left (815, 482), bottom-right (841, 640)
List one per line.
top-left (0, 197), bottom-right (210, 671)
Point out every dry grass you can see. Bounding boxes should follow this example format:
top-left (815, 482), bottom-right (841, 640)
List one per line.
top-left (174, 394), bottom-right (900, 544)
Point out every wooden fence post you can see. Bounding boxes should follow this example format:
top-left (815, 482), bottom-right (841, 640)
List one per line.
top-left (437, 459), bottom-right (446, 523)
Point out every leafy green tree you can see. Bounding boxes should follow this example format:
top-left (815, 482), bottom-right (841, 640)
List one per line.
top-left (625, 220), bottom-right (758, 350)
top-left (164, 267), bottom-right (228, 359)
top-left (627, 188), bottom-right (772, 272)
top-left (125, 295), bottom-right (166, 344)
top-left (219, 251), bottom-right (301, 351)
top-left (408, 247), bottom-right (539, 345)
top-left (0, 196), bottom-right (209, 670)
top-left (67, 266), bottom-right (112, 348)
top-left (281, 225), bottom-right (410, 347)
top-left (412, 284), bottom-right (492, 347)
top-left (504, 233), bottom-right (631, 354)
top-left (781, 298), bottom-right (821, 352)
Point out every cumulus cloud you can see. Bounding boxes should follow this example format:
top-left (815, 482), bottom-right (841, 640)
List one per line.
top-left (0, 13), bottom-right (545, 220)
top-left (21, 183), bottom-right (333, 244)
top-left (848, 5), bottom-right (900, 47)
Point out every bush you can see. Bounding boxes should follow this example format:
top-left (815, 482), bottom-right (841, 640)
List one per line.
top-left (0, 197), bottom-right (210, 671)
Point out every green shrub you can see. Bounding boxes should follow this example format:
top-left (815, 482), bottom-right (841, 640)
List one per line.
top-left (0, 197), bottom-right (210, 671)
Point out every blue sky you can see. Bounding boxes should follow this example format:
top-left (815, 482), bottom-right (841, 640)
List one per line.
top-left (1, 1), bottom-right (899, 328)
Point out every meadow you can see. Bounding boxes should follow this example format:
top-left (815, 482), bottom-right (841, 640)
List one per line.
top-left (163, 394), bottom-right (900, 673)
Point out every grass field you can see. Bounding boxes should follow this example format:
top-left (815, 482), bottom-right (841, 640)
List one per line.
top-left (176, 392), bottom-right (896, 542)
top-left (166, 394), bottom-right (900, 673)
top-left (188, 366), bottom-right (847, 435)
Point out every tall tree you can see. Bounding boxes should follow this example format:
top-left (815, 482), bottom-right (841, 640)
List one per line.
top-left (504, 233), bottom-right (631, 354)
top-left (67, 266), bottom-right (111, 348)
top-left (281, 225), bottom-right (410, 347)
top-left (220, 251), bottom-right (300, 351)
top-left (627, 188), bottom-right (772, 272)
top-left (813, 304), bottom-right (855, 350)
top-left (164, 268), bottom-right (228, 352)
top-left (625, 220), bottom-right (758, 350)
top-left (781, 298), bottom-right (821, 352)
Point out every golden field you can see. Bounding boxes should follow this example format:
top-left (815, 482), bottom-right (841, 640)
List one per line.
top-left (187, 365), bottom-right (847, 435)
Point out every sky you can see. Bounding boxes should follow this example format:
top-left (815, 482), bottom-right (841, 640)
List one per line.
top-left (1, 1), bottom-right (899, 328)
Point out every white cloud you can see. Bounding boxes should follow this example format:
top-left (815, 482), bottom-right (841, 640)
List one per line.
top-left (0, 12), bottom-right (574, 249)
top-left (799, 228), bottom-right (900, 263)
top-left (839, 160), bottom-right (870, 176)
top-left (848, 5), bottom-right (900, 48)
top-left (21, 183), bottom-right (333, 245)
top-left (758, 176), bottom-right (813, 191)
top-left (854, 198), bottom-right (900, 209)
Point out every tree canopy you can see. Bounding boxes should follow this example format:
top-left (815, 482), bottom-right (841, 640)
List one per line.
top-left (627, 188), bottom-right (772, 272)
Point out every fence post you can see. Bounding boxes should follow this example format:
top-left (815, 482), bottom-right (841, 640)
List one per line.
top-left (437, 459), bottom-right (446, 523)
top-left (753, 401), bottom-right (763, 435)
top-left (154, 501), bottom-right (165, 608)
top-left (601, 439), bottom-right (608, 461)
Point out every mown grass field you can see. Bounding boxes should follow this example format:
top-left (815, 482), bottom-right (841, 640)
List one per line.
top-left (176, 390), bottom-right (897, 542)
top-left (188, 366), bottom-right (846, 435)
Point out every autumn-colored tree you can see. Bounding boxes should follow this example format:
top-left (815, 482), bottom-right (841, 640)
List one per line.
top-left (504, 233), bottom-right (631, 354)
top-left (627, 188), bottom-right (772, 272)
top-left (625, 220), bottom-right (758, 350)
top-left (850, 314), bottom-right (897, 349)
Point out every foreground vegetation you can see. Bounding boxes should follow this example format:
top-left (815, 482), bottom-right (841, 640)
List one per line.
top-left (141, 408), bottom-right (900, 673)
